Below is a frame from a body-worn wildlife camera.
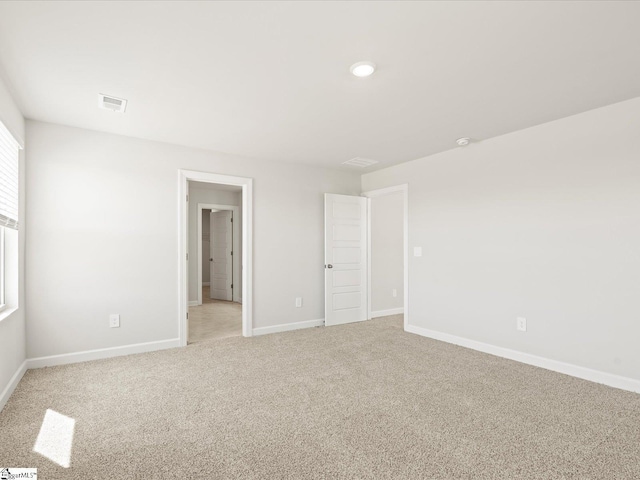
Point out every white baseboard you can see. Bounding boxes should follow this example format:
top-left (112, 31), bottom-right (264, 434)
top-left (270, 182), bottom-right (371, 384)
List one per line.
top-left (188, 300), bottom-right (198, 307)
top-left (252, 318), bottom-right (324, 336)
top-left (371, 308), bottom-right (404, 319)
top-left (405, 324), bottom-right (640, 394)
top-left (26, 338), bottom-right (181, 369)
top-left (202, 282), bottom-right (210, 287)
top-left (0, 360), bottom-right (27, 413)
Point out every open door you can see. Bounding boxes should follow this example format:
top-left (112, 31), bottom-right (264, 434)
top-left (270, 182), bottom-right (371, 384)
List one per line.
top-left (324, 193), bottom-right (368, 326)
top-left (210, 210), bottom-right (233, 301)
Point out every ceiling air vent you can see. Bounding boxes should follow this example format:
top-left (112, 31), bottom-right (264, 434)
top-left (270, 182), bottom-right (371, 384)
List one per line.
top-left (342, 157), bottom-right (379, 168)
top-left (98, 93), bottom-right (128, 113)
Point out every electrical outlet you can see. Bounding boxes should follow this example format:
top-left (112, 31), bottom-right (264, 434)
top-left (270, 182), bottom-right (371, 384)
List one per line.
top-left (392, 289), bottom-right (397, 298)
top-left (517, 317), bottom-right (527, 332)
top-left (295, 297), bottom-right (303, 308)
top-left (109, 314), bottom-right (120, 328)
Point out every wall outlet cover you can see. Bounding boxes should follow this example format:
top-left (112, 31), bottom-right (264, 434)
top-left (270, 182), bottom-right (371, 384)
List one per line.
top-left (109, 314), bottom-right (120, 328)
top-left (517, 317), bottom-right (527, 332)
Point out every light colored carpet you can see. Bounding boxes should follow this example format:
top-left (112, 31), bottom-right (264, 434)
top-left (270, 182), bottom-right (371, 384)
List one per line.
top-left (1, 316), bottom-right (640, 479)
top-left (189, 287), bottom-right (242, 343)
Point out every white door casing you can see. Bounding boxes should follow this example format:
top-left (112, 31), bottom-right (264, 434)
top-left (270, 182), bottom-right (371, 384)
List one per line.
top-left (179, 170), bottom-right (253, 344)
top-left (210, 210), bottom-right (233, 301)
top-left (324, 193), bottom-right (368, 326)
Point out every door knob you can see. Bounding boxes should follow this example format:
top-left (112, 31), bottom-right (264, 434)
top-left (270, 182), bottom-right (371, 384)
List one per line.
top-left (326, 264), bottom-right (333, 269)
top-left (209, 258), bottom-right (213, 261)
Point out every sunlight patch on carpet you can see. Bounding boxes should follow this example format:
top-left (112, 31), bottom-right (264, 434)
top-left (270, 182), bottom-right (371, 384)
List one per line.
top-left (33, 409), bottom-right (75, 468)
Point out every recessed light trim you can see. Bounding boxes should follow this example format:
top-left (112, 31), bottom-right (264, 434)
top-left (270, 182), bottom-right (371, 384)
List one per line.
top-left (350, 61), bottom-right (376, 77)
top-left (456, 137), bottom-right (471, 147)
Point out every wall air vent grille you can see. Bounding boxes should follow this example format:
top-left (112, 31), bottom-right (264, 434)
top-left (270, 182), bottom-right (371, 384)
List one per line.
top-left (342, 157), bottom-right (379, 168)
top-left (98, 93), bottom-right (128, 113)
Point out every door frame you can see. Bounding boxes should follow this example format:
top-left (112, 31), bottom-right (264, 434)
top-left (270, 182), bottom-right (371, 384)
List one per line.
top-left (178, 170), bottom-right (253, 346)
top-left (362, 184), bottom-right (409, 330)
top-left (196, 203), bottom-right (241, 305)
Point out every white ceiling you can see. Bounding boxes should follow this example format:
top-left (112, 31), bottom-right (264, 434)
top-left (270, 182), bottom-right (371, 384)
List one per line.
top-left (0, 1), bottom-right (639, 171)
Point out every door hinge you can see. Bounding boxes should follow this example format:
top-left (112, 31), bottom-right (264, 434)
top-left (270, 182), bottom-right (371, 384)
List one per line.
top-left (231, 217), bottom-right (233, 223)
top-left (186, 194), bottom-right (189, 202)
top-left (186, 253), bottom-right (189, 261)
top-left (186, 312), bottom-right (189, 319)
top-left (231, 251), bottom-right (233, 256)
top-left (231, 284), bottom-right (233, 289)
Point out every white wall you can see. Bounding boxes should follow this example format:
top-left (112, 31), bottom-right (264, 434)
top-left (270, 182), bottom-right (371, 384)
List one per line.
top-left (187, 185), bottom-right (241, 302)
top-left (25, 120), bottom-right (360, 358)
top-left (370, 192), bottom-right (404, 313)
top-left (0, 75), bottom-right (26, 406)
top-left (362, 96), bottom-right (640, 381)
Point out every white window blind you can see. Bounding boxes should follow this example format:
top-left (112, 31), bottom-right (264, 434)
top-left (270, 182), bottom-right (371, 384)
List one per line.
top-left (0, 119), bottom-right (20, 230)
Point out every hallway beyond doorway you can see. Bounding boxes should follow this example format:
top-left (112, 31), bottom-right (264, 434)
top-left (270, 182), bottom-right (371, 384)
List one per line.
top-left (188, 286), bottom-right (242, 343)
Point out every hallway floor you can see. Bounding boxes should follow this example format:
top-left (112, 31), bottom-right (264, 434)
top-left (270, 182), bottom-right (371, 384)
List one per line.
top-left (188, 286), bottom-right (242, 343)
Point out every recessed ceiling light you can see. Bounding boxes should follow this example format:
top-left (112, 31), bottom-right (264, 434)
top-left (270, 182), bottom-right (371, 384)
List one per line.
top-left (456, 137), bottom-right (471, 147)
top-left (350, 61), bottom-right (376, 77)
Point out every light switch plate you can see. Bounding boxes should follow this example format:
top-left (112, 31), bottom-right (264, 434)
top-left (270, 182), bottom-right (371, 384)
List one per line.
top-left (413, 247), bottom-right (422, 257)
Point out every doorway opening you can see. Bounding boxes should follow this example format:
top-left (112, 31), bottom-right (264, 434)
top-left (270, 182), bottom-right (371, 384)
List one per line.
top-left (190, 189), bottom-right (242, 342)
top-left (178, 171), bottom-right (253, 346)
top-left (363, 184), bottom-right (409, 329)
top-left (323, 185), bottom-right (408, 330)
top-left (196, 203), bottom-right (241, 305)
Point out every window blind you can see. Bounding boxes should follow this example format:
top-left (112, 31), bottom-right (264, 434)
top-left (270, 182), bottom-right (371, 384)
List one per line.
top-left (0, 119), bottom-right (20, 230)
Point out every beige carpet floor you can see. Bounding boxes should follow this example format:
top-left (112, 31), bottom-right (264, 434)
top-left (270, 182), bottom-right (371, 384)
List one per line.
top-left (1, 316), bottom-right (640, 479)
top-left (189, 287), bottom-right (242, 343)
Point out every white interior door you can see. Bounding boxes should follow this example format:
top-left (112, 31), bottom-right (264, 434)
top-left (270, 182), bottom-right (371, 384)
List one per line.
top-left (324, 193), bottom-right (368, 326)
top-left (210, 210), bottom-right (233, 301)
